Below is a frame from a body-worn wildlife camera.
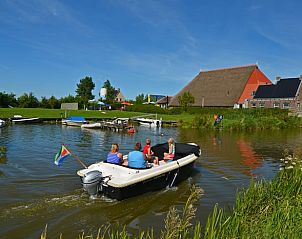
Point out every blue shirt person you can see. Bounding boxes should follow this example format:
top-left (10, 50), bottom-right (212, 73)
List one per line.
top-left (128, 142), bottom-right (147, 169)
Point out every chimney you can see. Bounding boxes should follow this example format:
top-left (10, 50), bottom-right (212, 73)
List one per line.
top-left (299, 75), bottom-right (302, 81)
top-left (276, 76), bottom-right (281, 82)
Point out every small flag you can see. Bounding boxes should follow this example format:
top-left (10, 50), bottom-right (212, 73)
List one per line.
top-left (54, 145), bottom-right (71, 166)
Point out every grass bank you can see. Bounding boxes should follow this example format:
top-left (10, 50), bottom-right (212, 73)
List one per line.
top-left (188, 108), bottom-right (302, 130)
top-left (0, 108), bottom-right (149, 119)
top-left (1, 107), bottom-right (301, 130)
top-left (41, 153), bottom-right (302, 238)
top-left (204, 151), bottom-right (302, 238)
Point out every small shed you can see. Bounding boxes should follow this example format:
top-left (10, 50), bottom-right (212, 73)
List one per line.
top-left (156, 96), bottom-right (173, 109)
top-left (61, 103), bottom-right (78, 110)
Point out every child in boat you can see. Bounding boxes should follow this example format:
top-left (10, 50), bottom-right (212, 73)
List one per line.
top-left (164, 137), bottom-right (175, 161)
top-left (107, 143), bottom-right (126, 165)
top-left (143, 138), bottom-right (159, 165)
top-left (128, 142), bottom-right (148, 168)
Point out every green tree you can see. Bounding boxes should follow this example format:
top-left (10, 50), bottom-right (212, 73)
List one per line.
top-left (48, 96), bottom-right (60, 109)
top-left (135, 93), bottom-right (145, 104)
top-left (18, 92), bottom-right (39, 108)
top-left (177, 91), bottom-right (195, 110)
top-left (60, 94), bottom-right (76, 103)
top-left (40, 96), bottom-right (51, 108)
top-left (0, 92), bottom-right (18, 107)
top-left (102, 79), bottom-right (116, 104)
top-left (76, 76), bottom-right (95, 109)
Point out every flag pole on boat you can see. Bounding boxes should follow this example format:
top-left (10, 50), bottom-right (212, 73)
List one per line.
top-left (63, 144), bottom-right (88, 169)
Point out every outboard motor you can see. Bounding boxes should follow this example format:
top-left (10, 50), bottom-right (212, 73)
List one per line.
top-left (81, 170), bottom-right (103, 197)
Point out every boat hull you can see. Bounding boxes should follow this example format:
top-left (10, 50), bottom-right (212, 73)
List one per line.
top-left (101, 161), bottom-right (194, 200)
top-left (0, 119), bottom-right (6, 128)
top-left (10, 117), bottom-right (40, 123)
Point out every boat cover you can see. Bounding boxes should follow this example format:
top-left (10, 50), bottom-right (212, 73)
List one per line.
top-left (151, 143), bottom-right (200, 160)
top-left (66, 116), bottom-right (86, 122)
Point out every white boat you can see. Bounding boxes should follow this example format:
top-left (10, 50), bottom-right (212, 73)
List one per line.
top-left (77, 143), bottom-right (201, 200)
top-left (0, 119), bottom-right (6, 128)
top-left (62, 116), bottom-right (87, 127)
top-left (136, 117), bottom-right (162, 127)
top-left (10, 115), bottom-right (40, 123)
top-left (81, 122), bottom-right (102, 129)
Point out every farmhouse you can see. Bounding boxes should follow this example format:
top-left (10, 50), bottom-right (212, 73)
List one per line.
top-left (248, 76), bottom-right (302, 110)
top-left (169, 65), bottom-right (271, 108)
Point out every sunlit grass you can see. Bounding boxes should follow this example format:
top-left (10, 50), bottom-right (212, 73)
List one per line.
top-left (204, 151), bottom-right (302, 238)
top-left (1, 107), bottom-right (301, 130)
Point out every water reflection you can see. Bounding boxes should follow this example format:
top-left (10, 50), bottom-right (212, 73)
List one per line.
top-left (0, 155), bottom-right (7, 164)
top-left (1, 125), bottom-right (302, 238)
top-left (237, 138), bottom-right (262, 177)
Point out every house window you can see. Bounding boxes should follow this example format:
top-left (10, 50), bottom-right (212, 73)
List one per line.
top-left (251, 102), bottom-right (256, 108)
top-left (273, 102), bottom-right (280, 108)
top-left (259, 102), bottom-right (265, 108)
top-left (283, 102), bottom-right (289, 109)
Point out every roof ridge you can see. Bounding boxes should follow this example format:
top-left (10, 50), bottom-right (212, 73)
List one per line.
top-left (201, 64), bottom-right (257, 73)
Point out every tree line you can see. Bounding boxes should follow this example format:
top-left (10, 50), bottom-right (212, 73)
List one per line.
top-left (0, 75), bottom-right (195, 109)
top-left (0, 77), bottom-right (120, 109)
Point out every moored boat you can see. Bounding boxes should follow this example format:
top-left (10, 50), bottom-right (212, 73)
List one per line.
top-left (136, 117), bottom-right (162, 127)
top-left (81, 122), bottom-right (102, 129)
top-left (77, 142), bottom-right (201, 200)
top-left (62, 116), bottom-right (87, 127)
top-left (10, 115), bottom-right (40, 123)
top-left (0, 119), bottom-right (6, 128)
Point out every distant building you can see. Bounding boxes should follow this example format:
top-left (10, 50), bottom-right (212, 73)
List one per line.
top-left (148, 94), bottom-right (165, 103)
top-left (248, 76), bottom-right (302, 110)
top-left (61, 103), bottom-right (78, 110)
top-left (156, 96), bottom-right (173, 109)
top-left (169, 65), bottom-right (272, 108)
top-left (115, 89), bottom-right (125, 102)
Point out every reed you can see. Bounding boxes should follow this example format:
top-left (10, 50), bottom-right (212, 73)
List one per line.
top-left (191, 110), bottom-right (302, 130)
top-left (204, 151), bottom-right (302, 238)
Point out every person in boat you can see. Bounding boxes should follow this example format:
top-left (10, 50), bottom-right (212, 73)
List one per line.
top-left (128, 142), bottom-right (148, 168)
top-left (127, 124), bottom-right (136, 134)
top-left (164, 137), bottom-right (175, 161)
top-left (143, 138), bottom-right (159, 165)
top-left (107, 143), bottom-right (126, 165)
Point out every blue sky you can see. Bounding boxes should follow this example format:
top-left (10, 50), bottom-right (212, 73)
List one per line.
top-left (1, 0), bottom-right (302, 100)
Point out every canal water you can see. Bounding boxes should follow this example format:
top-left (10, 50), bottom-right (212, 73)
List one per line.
top-left (0, 124), bottom-right (300, 238)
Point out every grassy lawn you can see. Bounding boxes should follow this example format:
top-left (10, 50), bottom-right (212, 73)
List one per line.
top-left (0, 108), bottom-right (192, 122)
top-left (1, 107), bottom-right (300, 130)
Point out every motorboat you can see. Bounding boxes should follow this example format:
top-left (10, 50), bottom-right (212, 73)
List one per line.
top-left (0, 119), bottom-right (6, 128)
top-left (135, 117), bottom-right (162, 127)
top-left (77, 142), bottom-right (201, 200)
top-left (10, 115), bottom-right (40, 123)
top-left (62, 116), bottom-right (87, 127)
